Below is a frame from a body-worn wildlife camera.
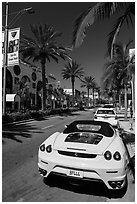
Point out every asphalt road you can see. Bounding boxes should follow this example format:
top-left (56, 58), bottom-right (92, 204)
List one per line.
top-left (2, 109), bottom-right (135, 202)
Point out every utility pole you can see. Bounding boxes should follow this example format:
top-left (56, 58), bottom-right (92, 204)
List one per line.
top-left (3, 2), bottom-right (9, 116)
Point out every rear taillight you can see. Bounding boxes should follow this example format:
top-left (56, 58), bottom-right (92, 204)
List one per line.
top-left (40, 144), bottom-right (45, 152)
top-left (46, 145), bottom-right (52, 153)
top-left (104, 150), bottom-right (112, 160)
top-left (113, 151), bottom-right (121, 161)
top-left (104, 150), bottom-right (121, 161)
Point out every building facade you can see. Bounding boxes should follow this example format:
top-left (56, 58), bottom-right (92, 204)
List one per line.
top-left (2, 60), bottom-right (57, 111)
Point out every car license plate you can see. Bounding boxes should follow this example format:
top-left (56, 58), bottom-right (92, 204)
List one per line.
top-left (104, 115), bottom-right (109, 118)
top-left (67, 169), bottom-right (83, 178)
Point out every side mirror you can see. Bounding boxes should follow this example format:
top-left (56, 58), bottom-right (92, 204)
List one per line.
top-left (118, 127), bottom-right (123, 132)
top-left (115, 115), bottom-right (118, 119)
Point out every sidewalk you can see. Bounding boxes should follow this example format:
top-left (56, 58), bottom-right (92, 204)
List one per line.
top-left (118, 109), bottom-right (135, 158)
top-left (119, 119), bottom-right (135, 134)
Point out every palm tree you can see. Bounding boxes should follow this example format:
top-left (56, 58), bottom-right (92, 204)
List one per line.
top-left (127, 52), bottom-right (135, 117)
top-left (92, 81), bottom-right (98, 106)
top-left (56, 87), bottom-right (66, 108)
top-left (20, 24), bottom-right (71, 111)
top-left (81, 76), bottom-right (95, 107)
top-left (17, 79), bottom-right (31, 110)
top-left (62, 60), bottom-right (84, 107)
top-left (102, 41), bottom-right (133, 119)
top-left (95, 86), bottom-right (101, 105)
top-left (72, 2), bottom-right (134, 58)
top-left (101, 57), bottom-right (123, 107)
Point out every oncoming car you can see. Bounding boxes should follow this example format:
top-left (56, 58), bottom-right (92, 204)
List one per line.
top-left (38, 120), bottom-right (128, 190)
top-left (94, 108), bottom-right (119, 128)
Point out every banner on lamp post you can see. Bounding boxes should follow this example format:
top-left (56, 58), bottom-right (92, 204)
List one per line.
top-left (7, 27), bottom-right (20, 66)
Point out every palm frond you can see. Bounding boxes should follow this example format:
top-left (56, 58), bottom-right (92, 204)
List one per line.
top-left (20, 33), bottom-right (39, 48)
top-left (49, 32), bottom-right (62, 41)
top-left (30, 24), bottom-right (42, 45)
top-left (72, 2), bottom-right (127, 48)
top-left (49, 54), bottom-right (58, 63)
top-left (81, 76), bottom-right (95, 89)
top-left (62, 60), bottom-right (84, 80)
top-left (102, 41), bottom-right (132, 93)
top-left (72, 4), bottom-right (99, 47)
top-left (21, 47), bottom-right (35, 59)
top-left (48, 73), bottom-right (56, 80)
top-left (95, 2), bottom-right (120, 20)
top-left (107, 16), bottom-right (125, 58)
top-left (124, 40), bottom-right (133, 53)
top-left (107, 3), bottom-right (135, 58)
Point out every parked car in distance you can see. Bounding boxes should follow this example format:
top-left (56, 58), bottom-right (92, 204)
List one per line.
top-left (38, 120), bottom-right (128, 190)
top-left (94, 108), bottom-right (119, 128)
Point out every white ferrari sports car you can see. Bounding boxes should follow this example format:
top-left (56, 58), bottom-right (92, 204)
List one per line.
top-left (94, 108), bottom-right (119, 128)
top-left (38, 120), bottom-right (128, 190)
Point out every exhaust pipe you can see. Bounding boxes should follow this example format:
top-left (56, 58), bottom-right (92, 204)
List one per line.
top-left (108, 180), bottom-right (124, 189)
top-left (110, 181), bottom-right (117, 189)
top-left (117, 181), bottom-right (122, 188)
top-left (38, 167), bottom-right (47, 176)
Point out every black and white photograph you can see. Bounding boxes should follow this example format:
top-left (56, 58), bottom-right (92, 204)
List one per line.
top-left (2, 1), bottom-right (135, 202)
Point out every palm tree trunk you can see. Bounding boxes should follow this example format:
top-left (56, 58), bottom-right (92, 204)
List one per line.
top-left (98, 91), bottom-right (100, 105)
top-left (119, 92), bottom-right (121, 110)
top-left (131, 74), bottom-right (135, 118)
top-left (113, 91), bottom-right (117, 108)
top-left (71, 77), bottom-right (75, 107)
top-left (124, 86), bottom-right (128, 120)
top-left (112, 92), bottom-right (115, 107)
top-left (87, 88), bottom-right (90, 107)
top-left (93, 88), bottom-right (95, 107)
top-left (41, 59), bottom-right (47, 111)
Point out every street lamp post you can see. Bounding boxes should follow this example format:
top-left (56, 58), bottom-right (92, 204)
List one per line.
top-left (3, 2), bottom-right (9, 116)
top-left (2, 3), bottom-right (34, 115)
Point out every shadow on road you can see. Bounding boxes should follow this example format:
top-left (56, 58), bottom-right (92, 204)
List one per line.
top-left (2, 122), bottom-right (43, 144)
top-left (30, 111), bottom-right (81, 121)
top-left (59, 112), bottom-right (81, 117)
top-left (43, 175), bottom-right (127, 199)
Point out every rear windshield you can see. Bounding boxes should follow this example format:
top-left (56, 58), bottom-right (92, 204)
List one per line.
top-left (77, 124), bottom-right (101, 131)
top-left (103, 104), bottom-right (114, 108)
top-left (63, 120), bottom-right (114, 137)
top-left (65, 132), bottom-right (103, 144)
top-left (97, 110), bottom-right (115, 114)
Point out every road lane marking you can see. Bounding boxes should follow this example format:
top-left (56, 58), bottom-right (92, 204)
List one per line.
top-left (41, 125), bottom-right (54, 130)
top-left (7, 120), bottom-right (38, 126)
top-left (17, 198), bottom-right (24, 202)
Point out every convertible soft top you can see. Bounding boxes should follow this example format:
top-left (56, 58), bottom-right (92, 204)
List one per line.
top-left (63, 120), bottom-right (114, 137)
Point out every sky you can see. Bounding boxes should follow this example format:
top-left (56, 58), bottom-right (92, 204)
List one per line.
top-left (2, 1), bottom-right (135, 93)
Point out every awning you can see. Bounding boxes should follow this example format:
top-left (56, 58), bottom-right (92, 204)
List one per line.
top-left (6, 94), bottom-right (20, 102)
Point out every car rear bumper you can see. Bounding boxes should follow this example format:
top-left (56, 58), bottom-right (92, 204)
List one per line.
top-left (38, 155), bottom-right (127, 189)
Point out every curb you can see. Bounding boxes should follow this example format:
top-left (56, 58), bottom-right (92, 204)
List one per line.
top-left (118, 118), bottom-right (135, 159)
